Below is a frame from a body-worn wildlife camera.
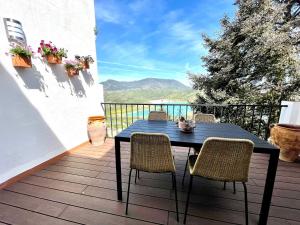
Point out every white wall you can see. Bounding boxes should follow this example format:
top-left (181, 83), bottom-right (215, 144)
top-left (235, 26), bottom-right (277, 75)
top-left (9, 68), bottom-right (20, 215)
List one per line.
top-left (279, 101), bottom-right (300, 125)
top-left (0, 0), bottom-right (103, 184)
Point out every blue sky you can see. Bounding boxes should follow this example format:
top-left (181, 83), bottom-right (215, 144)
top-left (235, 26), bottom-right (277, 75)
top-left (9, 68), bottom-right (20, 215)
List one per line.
top-left (95, 0), bottom-right (236, 85)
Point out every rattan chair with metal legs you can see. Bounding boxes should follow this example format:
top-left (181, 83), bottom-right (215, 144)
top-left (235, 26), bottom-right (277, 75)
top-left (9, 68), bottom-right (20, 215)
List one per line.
top-left (183, 137), bottom-right (254, 225)
top-left (125, 132), bottom-right (179, 222)
top-left (133, 111), bottom-right (169, 182)
top-left (182, 113), bottom-right (216, 186)
top-left (148, 111), bottom-right (168, 121)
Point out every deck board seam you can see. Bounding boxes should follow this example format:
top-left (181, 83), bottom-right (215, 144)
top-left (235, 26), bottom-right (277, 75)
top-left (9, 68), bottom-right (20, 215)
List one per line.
top-left (5, 182), bottom-right (267, 216)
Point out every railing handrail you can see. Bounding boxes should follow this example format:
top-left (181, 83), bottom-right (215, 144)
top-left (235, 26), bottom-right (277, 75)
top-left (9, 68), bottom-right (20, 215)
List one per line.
top-left (101, 102), bottom-right (288, 107)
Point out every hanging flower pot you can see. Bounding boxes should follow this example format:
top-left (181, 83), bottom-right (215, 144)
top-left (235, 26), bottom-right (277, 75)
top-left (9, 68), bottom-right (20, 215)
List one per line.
top-left (46, 54), bottom-right (62, 64)
top-left (9, 44), bottom-right (34, 68)
top-left (38, 40), bottom-right (67, 64)
top-left (82, 61), bottom-right (90, 69)
top-left (66, 68), bottom-right (79, 77)
top-left (75, 55), bottom-right (94, 70)
top-left (64, 59), bottom-right (83, 77)
top-left (12, 55), bottom-right (32, 68)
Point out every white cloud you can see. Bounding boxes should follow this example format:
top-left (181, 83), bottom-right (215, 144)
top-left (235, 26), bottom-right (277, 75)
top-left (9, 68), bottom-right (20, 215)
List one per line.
top-left (94, 0), bottom-right (123, 24)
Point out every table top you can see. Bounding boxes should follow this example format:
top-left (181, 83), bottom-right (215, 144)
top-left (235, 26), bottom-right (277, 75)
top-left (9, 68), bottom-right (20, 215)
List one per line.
top-left (115, 120), bottom-right (278, 154)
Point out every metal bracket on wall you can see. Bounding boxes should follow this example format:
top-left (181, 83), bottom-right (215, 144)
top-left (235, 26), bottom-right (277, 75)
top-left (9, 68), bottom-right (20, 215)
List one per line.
top-left (3, 18), bottom-right (27, 45)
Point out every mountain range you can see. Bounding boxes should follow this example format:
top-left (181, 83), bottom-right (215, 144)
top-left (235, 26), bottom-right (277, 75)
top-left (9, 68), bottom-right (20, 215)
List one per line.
top-left (101, 78), bottom-right (191, 91)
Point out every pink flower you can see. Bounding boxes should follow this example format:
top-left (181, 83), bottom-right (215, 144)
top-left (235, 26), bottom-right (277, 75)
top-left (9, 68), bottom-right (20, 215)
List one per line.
top-left (37, 47), bottom-right (41, 53)
top-left (41, 40), bottom-right (44, 43)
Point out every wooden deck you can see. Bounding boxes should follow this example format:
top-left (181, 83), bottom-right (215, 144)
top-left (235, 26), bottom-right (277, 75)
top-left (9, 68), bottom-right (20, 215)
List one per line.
top-left (0, 139), bottom-right (299, 225)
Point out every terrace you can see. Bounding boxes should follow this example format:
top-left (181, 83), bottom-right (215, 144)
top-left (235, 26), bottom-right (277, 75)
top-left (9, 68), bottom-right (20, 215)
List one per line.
top-left (1, 1), bottom-right (300, 225)
top-left (0, 139), bottom-right (299, 225)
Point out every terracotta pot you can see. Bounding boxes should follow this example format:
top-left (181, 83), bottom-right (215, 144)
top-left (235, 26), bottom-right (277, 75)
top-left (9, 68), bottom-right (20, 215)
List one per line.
top-left (66, 68), bottom-right (79, 77)
top-left (270, 124), bottom-right (300, 162)
top-left (46, 54), bottom-right (62, 64)
top-left (82, 61), bottom-right (90, 69)
top-left (12, 55), bottom-right (32, 68)
top-left (87, 116), bottom-right (106, 146)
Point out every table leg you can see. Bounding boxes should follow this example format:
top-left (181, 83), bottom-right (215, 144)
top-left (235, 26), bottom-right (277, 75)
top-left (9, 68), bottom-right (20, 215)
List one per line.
top-left (115, 137), bottom-right (122, 200)
top-left (258, 151), bottom-right (279, 225)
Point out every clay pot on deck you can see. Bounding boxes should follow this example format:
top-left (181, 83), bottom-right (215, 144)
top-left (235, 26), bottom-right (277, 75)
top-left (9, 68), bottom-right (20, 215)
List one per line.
top-left (87, 116), bottom-right (106, 146)
top-left (66, 68), bottom-right (79, 77)
top-left (270, 124), bottom-right (300, 162)
top-left (12, 55), bottom-right (32, 68)
top-left (46, 54), bottom-right (62, 64)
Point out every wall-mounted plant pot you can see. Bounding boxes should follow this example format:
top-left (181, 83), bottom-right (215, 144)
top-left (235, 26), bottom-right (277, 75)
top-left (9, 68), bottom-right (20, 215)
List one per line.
top-left (46, 54), bottom-right (62, 64)
top-left (270, 124), bottom-right (300, 162)
top-left (82, 61), bottom-right (90, 69)
top-left (66, 68), bottom-right (79, 77)
top-left (12, 55), bottom-right (32, 68)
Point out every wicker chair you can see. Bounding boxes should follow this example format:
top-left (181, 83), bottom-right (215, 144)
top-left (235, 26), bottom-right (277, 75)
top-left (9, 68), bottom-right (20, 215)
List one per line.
top-left (194, 113), bottom-right (216, 123)
top-left (148, 111), bottom-right (168, 121)
top-left (134, 110), bottom-right (168, 181)
top-left (182, 113), bottom-right (216, 185)
top-left (125, 132), bottom-right (179, 222)
top-left (183, 137), bottom-right (254, 225)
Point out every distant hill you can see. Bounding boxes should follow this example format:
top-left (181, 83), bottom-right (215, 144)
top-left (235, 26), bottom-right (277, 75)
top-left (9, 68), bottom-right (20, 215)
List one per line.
top-left (101, 78), bottom-right (191, 91)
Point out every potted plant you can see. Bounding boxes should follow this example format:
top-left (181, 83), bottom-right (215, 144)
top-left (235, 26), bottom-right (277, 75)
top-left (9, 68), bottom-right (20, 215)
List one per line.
top-left (270, 124), bottom-right (300, 162)
top-left (75, 55), bottom-right (94, 69)
top-left (9, 43), bottom-right (34, 68)
top-left (38, 40), bottom-right (67, 64)
top-left (64, 59), bottom-right (83, 77)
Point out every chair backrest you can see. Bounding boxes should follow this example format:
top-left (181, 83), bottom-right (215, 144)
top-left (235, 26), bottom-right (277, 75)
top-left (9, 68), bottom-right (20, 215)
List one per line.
top-left (148, 111), bottom-right (168, 121)
top-left (194, 113), bottom-right (216, 123)
top-left (130, 132), bottom-right (175, 173)
top-left (191, 137), bottom-right (254, 182)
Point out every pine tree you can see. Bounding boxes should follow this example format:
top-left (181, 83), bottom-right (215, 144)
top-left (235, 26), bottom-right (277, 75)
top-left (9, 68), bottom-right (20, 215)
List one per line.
top-left (190, 0), bottom-right (300, 105)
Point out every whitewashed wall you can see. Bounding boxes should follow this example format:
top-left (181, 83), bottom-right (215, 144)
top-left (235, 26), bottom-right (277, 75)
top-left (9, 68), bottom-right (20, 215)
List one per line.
top-left (279, 101), bottom-right (300, 125)
top-left (0, 0), bottom-right (103, 184)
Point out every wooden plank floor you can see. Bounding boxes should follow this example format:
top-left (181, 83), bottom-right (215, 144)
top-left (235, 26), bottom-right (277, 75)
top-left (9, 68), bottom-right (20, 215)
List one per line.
top-left (0, 139), bottom-right (299, 225)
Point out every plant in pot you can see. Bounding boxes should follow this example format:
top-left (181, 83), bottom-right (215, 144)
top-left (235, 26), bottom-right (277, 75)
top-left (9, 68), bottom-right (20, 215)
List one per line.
top-left (38, 40), bottom-right (67, 64)
top-left (64, 59), bottom-right (83, 77)
top-left (9, 43), bottom-right (34, 68)
top-left (75, 55), bottom-right (94, 69)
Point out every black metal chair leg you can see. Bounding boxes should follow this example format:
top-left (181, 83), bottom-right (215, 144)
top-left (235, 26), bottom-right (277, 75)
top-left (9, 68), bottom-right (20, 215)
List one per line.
top-left (183, 175), bottom-right (193, 224)
top-left (182, 147), bottom-right (191, 186)
top-left (242, 182), bottom-right (249, 225)
top-left (135, 169), bottom-right (138, 184)
top-left (233, 181), bottom-right (236, 194)
top-left (172, 173), bottom-right (175, 189)
top-left (125, 169), bottom-right (133, 214)
top-left (172, 172), bottom-right (179, 222)
top-left (223, 181), bottom-right (226, 190)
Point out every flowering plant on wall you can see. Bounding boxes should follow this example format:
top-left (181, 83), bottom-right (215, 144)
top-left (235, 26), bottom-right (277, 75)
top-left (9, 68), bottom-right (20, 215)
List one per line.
top-left (38, 40), bottom-right (67, 64)
top-left (75, 55), bottom-right (94, 69)
top-left (8, 43), bottom-right (34, 68)
top-left (64, 59), bottom-right (83, 77)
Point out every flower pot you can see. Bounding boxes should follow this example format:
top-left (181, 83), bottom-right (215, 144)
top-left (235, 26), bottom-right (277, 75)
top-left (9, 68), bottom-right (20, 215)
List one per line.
top-left (46, 54), bottom-right (62, 64)
top-left (12, 55), bottom-right (32, 68)
top-left (270, 124), bottom-right (300, 162)
top-left (66, 68), bottom-right (79, 77)
top-left (87, 116), bottom-right (106, 146)
top-left (82, 61), bottom-right (90, 69)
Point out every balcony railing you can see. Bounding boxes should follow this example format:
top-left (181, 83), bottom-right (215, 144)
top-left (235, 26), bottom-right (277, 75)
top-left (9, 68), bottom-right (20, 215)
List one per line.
top-left (101, 103), bottom-right (287, 140)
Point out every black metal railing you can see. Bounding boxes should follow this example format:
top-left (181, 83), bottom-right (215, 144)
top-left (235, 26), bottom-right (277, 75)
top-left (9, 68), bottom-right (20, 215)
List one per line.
top-left (101, 103), bottom-right (287, 140)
